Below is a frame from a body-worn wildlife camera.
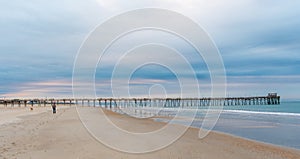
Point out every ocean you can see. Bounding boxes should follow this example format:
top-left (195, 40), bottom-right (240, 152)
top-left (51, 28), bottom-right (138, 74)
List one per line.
top-left (152, 101), bottom-right (300, 150)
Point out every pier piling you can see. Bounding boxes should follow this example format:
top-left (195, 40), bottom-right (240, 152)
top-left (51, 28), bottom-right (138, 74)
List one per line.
top-left (0, 93), bottom-right (280, 108)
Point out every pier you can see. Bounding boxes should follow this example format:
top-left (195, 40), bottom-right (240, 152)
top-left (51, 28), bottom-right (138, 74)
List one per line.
top-left (0, 93), bottom-right (280, 108)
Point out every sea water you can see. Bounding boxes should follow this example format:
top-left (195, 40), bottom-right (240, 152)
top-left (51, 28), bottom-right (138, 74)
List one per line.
top-left (212, 101), bottom-right (300, 150)
top-left (112, 101), bottom-right (300, 149)
top-left (153, 101), bottom-right (300, 150)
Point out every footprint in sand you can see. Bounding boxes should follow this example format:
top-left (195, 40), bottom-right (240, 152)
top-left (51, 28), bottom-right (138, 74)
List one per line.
top-left (2, 148), bottom-right (8, 152)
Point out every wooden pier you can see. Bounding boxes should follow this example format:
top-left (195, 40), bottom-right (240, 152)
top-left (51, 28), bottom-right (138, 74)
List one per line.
top-left (0, 93), bottom-right (280, 108)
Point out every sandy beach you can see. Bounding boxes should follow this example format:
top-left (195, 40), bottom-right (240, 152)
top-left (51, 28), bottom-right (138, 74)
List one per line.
top-left (1, 106), bottom-right (300, 159)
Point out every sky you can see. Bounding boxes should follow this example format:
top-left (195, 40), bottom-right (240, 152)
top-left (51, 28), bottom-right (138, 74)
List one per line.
top-left (0, 0), bottom-right (300, 99)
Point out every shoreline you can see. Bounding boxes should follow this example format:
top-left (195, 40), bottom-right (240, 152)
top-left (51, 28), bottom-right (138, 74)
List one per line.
top-left (115, 108), bottom-right (300, 152)
top-left (2, 105), bottom-right (300, 150)
top-left (1, 106), bottom-right (300, 159)
top-left (146, 104), bottom-right (300, 150)
top-left (152, 115), bottom-right (300, 151)
top-left (213, 129), bottom-right (300, 152)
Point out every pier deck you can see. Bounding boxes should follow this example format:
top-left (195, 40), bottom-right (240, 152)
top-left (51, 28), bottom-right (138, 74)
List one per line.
top-left (0, 94), bottom-right (280, 108)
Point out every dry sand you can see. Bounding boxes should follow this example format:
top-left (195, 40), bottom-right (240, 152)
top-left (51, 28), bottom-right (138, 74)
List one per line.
top-left (0, 106), bottom-right (300, 159)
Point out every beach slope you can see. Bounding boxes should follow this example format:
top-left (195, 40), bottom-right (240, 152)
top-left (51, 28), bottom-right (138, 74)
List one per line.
top-left (1, 107), bottom-right (299, 159)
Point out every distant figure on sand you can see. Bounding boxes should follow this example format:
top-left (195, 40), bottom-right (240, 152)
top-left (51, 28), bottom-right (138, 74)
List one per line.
top-left (52, 103), bottom-right (56, 114)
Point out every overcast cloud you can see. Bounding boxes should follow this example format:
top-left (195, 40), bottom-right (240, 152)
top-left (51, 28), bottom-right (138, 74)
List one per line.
top-left (0, 0), bottom-right (299, 99)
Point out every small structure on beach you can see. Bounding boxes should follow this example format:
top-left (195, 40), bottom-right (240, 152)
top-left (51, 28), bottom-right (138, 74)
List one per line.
top-left (268, 93), bottom-right (278, 97)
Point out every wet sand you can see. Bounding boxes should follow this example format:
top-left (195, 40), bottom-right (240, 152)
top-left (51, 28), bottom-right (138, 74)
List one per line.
top-left (0, 106), bottom-right (300, 159)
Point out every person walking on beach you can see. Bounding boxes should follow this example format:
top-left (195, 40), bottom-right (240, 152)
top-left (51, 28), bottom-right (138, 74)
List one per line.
top-left (52, 103), bottom-right (57, 114)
